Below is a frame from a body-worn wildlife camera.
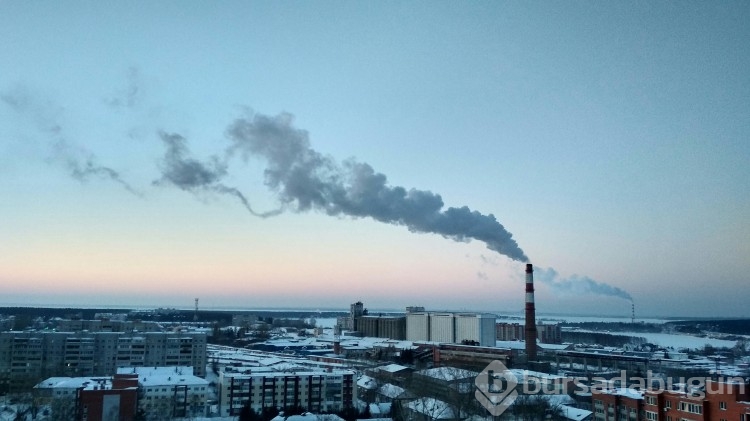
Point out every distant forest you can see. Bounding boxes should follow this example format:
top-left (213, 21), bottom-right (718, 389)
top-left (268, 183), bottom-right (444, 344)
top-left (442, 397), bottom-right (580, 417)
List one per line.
top-left (0, 307), bottom-right (347, 327)
top-left (561, 319), bottom-right (750, 336)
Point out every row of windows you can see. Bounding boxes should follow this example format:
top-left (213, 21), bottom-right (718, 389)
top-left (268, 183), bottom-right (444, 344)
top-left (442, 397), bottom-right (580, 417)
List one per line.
top-left (678, 402), bottom-right (702, 414)
top-left (145, 386), bottom-right (207, 392)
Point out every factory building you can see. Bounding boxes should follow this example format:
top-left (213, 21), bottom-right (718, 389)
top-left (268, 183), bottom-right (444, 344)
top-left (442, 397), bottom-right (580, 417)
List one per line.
top-left (405, 311), bottom-right (496, 347)
top-left (357, 315), bottom-right (406, 340)
top-left (496, 322), bottom-right (562, 344)
top-left (406, 312), bottom-right (430, 342)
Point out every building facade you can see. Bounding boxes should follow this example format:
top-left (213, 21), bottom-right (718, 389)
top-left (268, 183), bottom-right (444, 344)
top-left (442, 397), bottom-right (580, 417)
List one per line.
top-left (593, 379), bottom-right (750, 421)
top-left (118, 366), bottom-right (209, 419)
top-left (357, 316), bottom-right (406, 340)
top-left (406, 312), bottom-right (496, 347)
top-left (496, 322), bottom-right (562, 344)
top-left (218, 370), bottom-right (356, 417)
top-left (34, 374), bottom-right (139, 421)
top-left (0, 331), bottom-right (207, 393)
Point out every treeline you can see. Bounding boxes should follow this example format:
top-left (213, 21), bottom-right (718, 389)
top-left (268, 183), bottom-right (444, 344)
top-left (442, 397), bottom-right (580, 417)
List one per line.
top-left (665, 319), bottom-right (750, 335)
top-left (560, 321), bottom-right (663, 333)
top-left (562, 331), bottom-right (646, 347)
top-left (0, 307), bottom-right (131, 319)
top-left (0, 307), bottom-right (347, 326)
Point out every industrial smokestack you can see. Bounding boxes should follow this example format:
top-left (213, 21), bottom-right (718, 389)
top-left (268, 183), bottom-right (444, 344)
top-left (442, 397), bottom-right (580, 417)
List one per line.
top-left (525, 263), bottom-right (538, 362)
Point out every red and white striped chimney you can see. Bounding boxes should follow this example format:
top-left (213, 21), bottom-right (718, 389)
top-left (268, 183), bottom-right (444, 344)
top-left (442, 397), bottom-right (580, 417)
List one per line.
top-left (525, 263), bottom-right (538, 362)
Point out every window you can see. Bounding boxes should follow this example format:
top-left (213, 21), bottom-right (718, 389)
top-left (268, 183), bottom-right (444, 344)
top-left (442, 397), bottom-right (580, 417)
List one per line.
top-left (666, 401), bottom-right (672, 409)
top-left (678, 402), bottom-right (702, 415)
top-left (720, 402), bottom-right (727, 410)
top-left (646, 396), bottom-right (657, 405)
top-left (646, 411), bottom-right (658, 421)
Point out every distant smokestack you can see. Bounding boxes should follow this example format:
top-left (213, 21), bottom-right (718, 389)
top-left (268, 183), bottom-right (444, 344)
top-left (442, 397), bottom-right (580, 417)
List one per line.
top-left (631, 303), bottom-right (635, 324)
top-left (525, 263), bottom-right (538, 362)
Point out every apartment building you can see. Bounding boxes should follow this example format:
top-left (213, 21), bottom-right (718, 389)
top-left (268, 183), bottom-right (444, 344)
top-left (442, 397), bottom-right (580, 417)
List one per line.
top-left (117, 366), bottom-right (209, 419)
top-left (54, 318), bottom-right (162, 333)
top-left (593, 388), bottom-right (643, 421)
top-left (0, 331), bottom-right (207, 393)
top-left (218, 370), bottom-right (356, 417)
top-left (34, 374), bottom-right (140, 421)
top-left (593, 379), bottom-right (750, 421)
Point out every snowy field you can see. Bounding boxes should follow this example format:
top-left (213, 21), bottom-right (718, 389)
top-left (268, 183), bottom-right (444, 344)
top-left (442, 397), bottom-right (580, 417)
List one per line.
top-left (612, 331), bottom-right (737, 349)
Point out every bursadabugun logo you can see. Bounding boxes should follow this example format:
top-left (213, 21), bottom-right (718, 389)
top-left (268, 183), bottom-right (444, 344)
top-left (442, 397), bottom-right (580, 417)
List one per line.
top-left (475, 360), bottom-right (518, 416)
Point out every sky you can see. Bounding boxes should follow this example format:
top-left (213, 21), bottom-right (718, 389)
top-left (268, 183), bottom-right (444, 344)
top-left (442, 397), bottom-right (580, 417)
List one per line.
top-left (0, 1), bottom-right (748, 318)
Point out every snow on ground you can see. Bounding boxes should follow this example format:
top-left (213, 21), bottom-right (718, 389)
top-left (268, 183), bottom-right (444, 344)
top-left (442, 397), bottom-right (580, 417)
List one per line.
top-left (577, 330), bottom-right (737, 349)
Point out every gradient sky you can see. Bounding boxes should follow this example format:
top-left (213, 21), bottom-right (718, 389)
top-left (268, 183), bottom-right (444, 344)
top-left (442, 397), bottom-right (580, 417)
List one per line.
top-left (1, 1), bottom-right (748, 317)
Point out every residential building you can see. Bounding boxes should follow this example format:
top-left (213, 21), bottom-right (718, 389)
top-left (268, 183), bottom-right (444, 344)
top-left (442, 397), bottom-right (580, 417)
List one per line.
top-left (0, 331), bottom-right (207, 393)
top-left (593, 379), bottom-right (750, 421)
top-left (117, 366), bottom-right (209, 419)
top-left (34, 374), bottom-right (139, 421)
top-left (218, 369), bottom-right (356, 417)
top-left (593, 388), bottom-right (643, 421)
top-left (54, 318), bottom-right (162, 333)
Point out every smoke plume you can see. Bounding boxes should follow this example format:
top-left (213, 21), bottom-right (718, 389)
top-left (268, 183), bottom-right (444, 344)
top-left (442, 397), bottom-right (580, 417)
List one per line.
top-left (224, 111), bottom-right (528, 262)
top-left (533, 266), bottom-right (632, 301)
top-left (1, 85), bottom-right (141, 195)
top-left (104, 67), bottom-right (142, 109)
top-left (154, 131), bottom-right (281, 218)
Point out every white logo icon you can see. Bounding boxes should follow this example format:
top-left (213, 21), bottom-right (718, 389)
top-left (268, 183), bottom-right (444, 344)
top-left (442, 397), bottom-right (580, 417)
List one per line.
top-left (475, 360), bottom-right (519, 416)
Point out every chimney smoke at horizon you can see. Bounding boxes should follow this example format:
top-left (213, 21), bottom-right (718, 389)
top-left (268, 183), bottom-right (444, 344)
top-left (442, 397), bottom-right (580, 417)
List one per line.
top-left (533, 266), bottom-right (632, 302)
top-left (224, 111), bottom-right (528, 262)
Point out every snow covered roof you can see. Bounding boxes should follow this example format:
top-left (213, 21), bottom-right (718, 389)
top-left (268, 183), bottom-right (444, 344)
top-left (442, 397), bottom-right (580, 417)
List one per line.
top-left (318, 414), bottom-right (347, 421)
top-left (139, 373), bottom-right (209, 388)
top-left (271, 413), bottom-right (320, 421)
top-left (605, 388), bottom-right (644, 400)
top-left (369, 402), bottom-right (392, 416)
top-left (117, 366), bottom-right (195, 376)
top-left (115, 366), bottom-right (207, 387)
top-left (259, 357), bottom-right (284, 366)
top-left (510, 369), bottom-right (569, 381)
top-left (222, 369), bottom-right (354, 379)
top-left (560, 405), bottom-right (593, 421)
top-left (35, 377), bottom-right (113, 390)
top-left (378, 363), bottom-right (410, 373)
top-left (495, 340), bottom-right (527, 350)
top-left (357, 375), bottom-right (378, 390)
top-left (378, 383), bottom-right (405, 399)
top-left (417, 367), bottom-right (478, 381)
